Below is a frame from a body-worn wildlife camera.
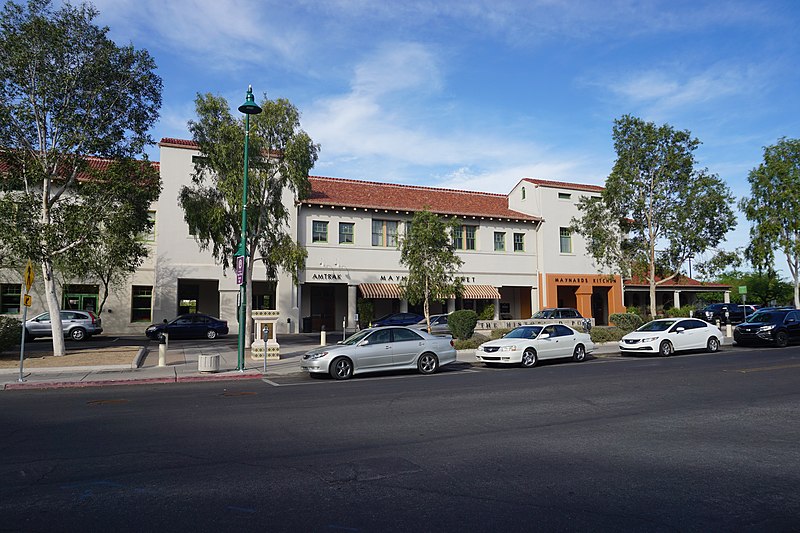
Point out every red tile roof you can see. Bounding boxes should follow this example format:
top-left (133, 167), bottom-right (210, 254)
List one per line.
top-left (0, 154), bottom-right (158, 180)
top-left (159, 138), bottom-right (199, 149)
top-left (306, 176), bottom-right (541, 221)
top-left (625, 275), bottom-right (730, 289)
top-left (523, 178), bottom-right (604, 193)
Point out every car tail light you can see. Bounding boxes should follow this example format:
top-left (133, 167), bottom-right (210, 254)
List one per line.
top-left (450, 340), bottom-right (454, 347)
top-left (88, 311), bottom-right (97, 324)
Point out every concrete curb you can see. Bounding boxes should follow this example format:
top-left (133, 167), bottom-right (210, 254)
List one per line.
top-left (134, 346), bottom-right (148, 368)
top-left (3, 370), bottom-right (264, 391)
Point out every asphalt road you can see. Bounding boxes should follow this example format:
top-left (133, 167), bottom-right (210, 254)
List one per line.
top-left (1, 345), bottom-right (799, 532)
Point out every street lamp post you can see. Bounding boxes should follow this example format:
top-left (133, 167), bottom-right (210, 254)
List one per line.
top-left (236, 85), bottom-right (263, 372)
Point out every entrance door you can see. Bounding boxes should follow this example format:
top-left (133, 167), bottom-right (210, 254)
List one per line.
top-left (592, 288), bottom-right (609, 326)
top-left (310, 285), bottom-right (336, 332)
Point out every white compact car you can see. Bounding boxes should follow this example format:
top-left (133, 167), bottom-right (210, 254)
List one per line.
top-left (619, 318), bottom-right (723, 356)
top-left (301, 326), bottom-right (457, 380)
top-left (476, 324), bottom-right (594, 367)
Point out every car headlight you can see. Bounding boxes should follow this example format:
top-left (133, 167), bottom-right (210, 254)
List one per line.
top-left (639, 337), bottom-right (659, 343)
top-left (758, 325), bottom-right (775, 332)
top-left (307, 351), bottom-right (328, 359)
top-left (499, 345), bottom-right (517, 352)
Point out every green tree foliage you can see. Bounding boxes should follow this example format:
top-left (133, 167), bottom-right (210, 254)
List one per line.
top-left (0, 1), bottom-right (161, 356)
top-left (571, 115), bottom-right (736, 317)
top-left (448, 309), bottom-right (478, 340)
top-left (0, 315), bottom-right (21, 354)
top-left (399, 210), bottom-right (464, 331)
top-left (740, 138), bottom-right (800, 307)
top-left (179, 93), bottom-right (319, 346)
top-left (715, 269), bottom-right (793, 306)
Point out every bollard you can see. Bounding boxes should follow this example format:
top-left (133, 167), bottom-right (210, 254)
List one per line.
top-left (158, 335), bottom-right (167, 367)
top-left (726, 322), bottom-right (732, 338)
top-left (320, 325), bottom-right (327, 346)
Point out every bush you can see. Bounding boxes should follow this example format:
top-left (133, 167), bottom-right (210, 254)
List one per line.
top-left (665, 306), bottom-right (693, 318)
top-left (478, 304), bottom-right (494, 320)
top-left (449, 309), bottom-right (479, 340)
top-left (609, 313), bottom-right (643, 333)
top-left (0, 315), bottom-right (21, 353)
top-left (490, 327), bottom-right (512, 339)
top-left (453, 333), bottom-right (489, 350)
top-left (590, 326), bottom-right (626, 343)
top-left (357, 299), bottom-right (374, 329)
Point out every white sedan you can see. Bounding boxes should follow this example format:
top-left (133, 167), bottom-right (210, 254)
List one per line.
top-left (476, 324), bottom-right (594, 367)
top-left (301, 326), bottom-right (457, 380)
top-left (619, 318), bottom-right (723, 356)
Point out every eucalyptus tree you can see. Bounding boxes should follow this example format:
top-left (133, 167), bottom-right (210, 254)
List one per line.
top-left (399, 209), bottom-right (464, 331)
top-left (740, 138), bottom-right (800, 307)
top-left (571, 115), bottom-right (736, 317)
top-left (0, 1), bottom-right (161, 356)
top-left (179, 93), bottom-right (319, 346)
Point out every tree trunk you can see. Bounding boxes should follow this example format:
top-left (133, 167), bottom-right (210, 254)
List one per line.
top-left (42, 258), bottom-right (65, 357)
top-left (424, 278), bottom-right (430, 333)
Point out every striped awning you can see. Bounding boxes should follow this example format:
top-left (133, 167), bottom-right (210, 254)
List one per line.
top-left (462, 285), bottom-right (501, 300)
top-left (359, 283), bottom-right (500, 300)
top-left (359, 283), bottom-right (403, 299)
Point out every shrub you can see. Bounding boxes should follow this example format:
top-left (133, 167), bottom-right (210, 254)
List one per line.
top-left (0, 315), bottom-right (21, 354)
top-left (590, 326), bottom-right (626, 343)
top-left (609, 313), bottom-right (643, 333)
top-left (490, 327), bottom-right (512, 339)
top-left (449, 310), bottom-right (479, 340)
top-left (665, 306), bottom-right (693, 318)
top-left (453, 333), bottom-right (489, 350)
top-left (478, 304), bottom-right (495, 320)
top-left (357, 299), bottom-right (374, 329)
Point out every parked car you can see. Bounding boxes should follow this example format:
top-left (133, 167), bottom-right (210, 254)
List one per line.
top-left (619, 318), bottom-right (723, 356)
top-left (371, 312), bottom-right (424, 327)
top-left (531, 308), bottom-right (583, 319)
top-left (734, 308), bottom-right (800, 347)
top-left (413, 314), bottom-right (450, 335)
top-left (475, 323), bottom-right (593, 367)
top-left (25, 310), bottom-right (103, 341)
top-left (301, 326), bottom-right (457, 379)
top-left (695, 303), bottom-right (757, 325)
top-left (145, 313), bottom-right (229, 340)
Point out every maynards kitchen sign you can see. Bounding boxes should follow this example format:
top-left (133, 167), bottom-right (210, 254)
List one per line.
top-left (552, 274), bottom-right (616, 285)
top-left (309, 273), bottom-right (479, 283)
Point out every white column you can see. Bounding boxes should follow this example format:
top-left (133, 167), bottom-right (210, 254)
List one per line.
top-left (673, 290), bottom-right (681, 309)
top-left (347, 285), bottom-right (357, 329)
top-left (723, 290), bottom-right (731, 304)
top-left (447, 298), bottom-right (456, 313)
top-left (530, 287), bottom-right (538, 316)
top-left (400, 299), bottom-right (408, 313)
top-left (493, 297), bottom-right (500, 320)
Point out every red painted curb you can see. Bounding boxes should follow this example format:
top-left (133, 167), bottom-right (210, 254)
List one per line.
top-left (177, 373), bottom-right (264, 383)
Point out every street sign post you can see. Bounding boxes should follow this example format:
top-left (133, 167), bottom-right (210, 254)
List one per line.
top-left (19, 260), bottom-right (34, 383)
top-left (739, 286), bottom-right (747, 307)
top-left (236, 255), bottom-right (245, 285)
top-left (24, 260), bottom-right (34, 293)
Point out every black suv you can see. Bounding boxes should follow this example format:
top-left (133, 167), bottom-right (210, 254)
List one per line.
top-left (733, 308), bottom-right (800, 347)
top-left (695, 303), bottom-right (757, 325)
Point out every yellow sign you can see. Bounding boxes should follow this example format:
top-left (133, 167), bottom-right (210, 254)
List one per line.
top-left (24, 260), bottom-right (34, 293)
top-left (23, 294), bottom-right (32, 307)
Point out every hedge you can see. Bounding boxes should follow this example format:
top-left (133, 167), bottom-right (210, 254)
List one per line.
top-left (0, 315), bottom-right (21, 354)
top-left (453, 333), bottom-right (490, 350)
top-left (449, 309), bottom-right (478, 340)
top-left (590, 326), bottom-right (626, 343)
top-left (609, 313), bottom-right (643, 333)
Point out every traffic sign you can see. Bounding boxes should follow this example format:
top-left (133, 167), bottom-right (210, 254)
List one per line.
top-left (236, 255), bottom-right (245, 285)
top-left (739, 286), bottom-right (747, 295)
top-left (23, 260), bottom-right (34, 293)
top-left (23, 294), bottom-right (31, 307)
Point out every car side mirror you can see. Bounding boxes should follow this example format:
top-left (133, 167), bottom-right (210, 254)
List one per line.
top-left (539, 333), bottom-right (550, 339)
top-left (676, 327), bottom-right (685, 333)
top-left (358, 340), bottom-right (370, 346)
top-left (336, 340), bottom-right (343, 344)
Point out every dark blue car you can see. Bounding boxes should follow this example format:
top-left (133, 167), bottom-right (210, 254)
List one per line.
top-left (145, 313), bottom-right (229, 340)
top-left (371, 312), bottom-right (424, 327)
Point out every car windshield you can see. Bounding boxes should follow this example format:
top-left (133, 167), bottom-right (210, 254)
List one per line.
top-left (340, 329), bottom-right (373, 345)
top-left (747, 311), bottom-right (781, 323)
top-left (531, 310), bottom-right (554, 319)
top-left (505, 326), bottom-right (543, 339)
top-left (637, 320), bottom-right (677, 332)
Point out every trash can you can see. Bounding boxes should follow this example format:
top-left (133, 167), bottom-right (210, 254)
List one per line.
top-left (198, 353), bottom-right (220, 372)
top-left (302, 316), bottom-right (312, 333)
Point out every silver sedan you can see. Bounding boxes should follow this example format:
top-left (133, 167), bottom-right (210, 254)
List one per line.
top-left (301, 326), bottom-right (457, 380)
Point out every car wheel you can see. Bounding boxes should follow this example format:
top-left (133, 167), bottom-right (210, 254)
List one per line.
top-left (206, 329), bottom-right (218, 340)
top-left (520, 348), bottom-right (538, 368)
top-left (774, 331), bottom-right (789, 348)
top-left (418, 352), bottom-right (439, 374)
top-left (573, 344), bottom-right (586, 362)
top-left (70, 328), bottom-right (86, 341)
top-left (658, 340), bottom-right (673, 357)
top-left (706, 337), bottom-right (720, 353)
top-left (330, 357), bottom-right (353, 380)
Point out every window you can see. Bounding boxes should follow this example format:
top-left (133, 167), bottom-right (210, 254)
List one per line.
top-left (558, 192), bottom-right (572, 200)
top-left (63, 284), bottom-right (99, 312)
top-left (372, 219), bottom-right (398, 247)
top-left (1, 283), bottom-right (21, 314)
top-left (146, 210), bottom-right (156, 241)
top-left (521, 187), bottom-right (526, 200)
top-left (559, 227), bottom-right (572, 253)
top-left (455, 225), bottom-right (477, 250)
top-left (131, 286), bottom-right (153, 322)
top-left (494, 232), bottom-right (506, 252)
top-left (312, 220), bottom-right (328, 243)
top-left (339, 222), bottom-right (354, 244)
top-left (513, 233), bottom-right (524, 252)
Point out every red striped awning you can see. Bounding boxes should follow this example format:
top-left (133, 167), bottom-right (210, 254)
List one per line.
top-left (462, 285), bottom-right (501, 300)
top-left (359, 283), bottom-right (403, 299)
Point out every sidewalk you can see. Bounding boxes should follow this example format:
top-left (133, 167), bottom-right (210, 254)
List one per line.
top-left (0, 335), bottom-right (727, 391)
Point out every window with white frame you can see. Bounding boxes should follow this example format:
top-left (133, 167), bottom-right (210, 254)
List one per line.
top-left (513, 233), bottom-right (524, 252)
top-left (1, 283), bottom-right (21, 314)
top-left (559, 227), bottom-right (572, 253)
top-left (312, 220), bottom-right (328, 243)
top-left (372, 219), bottom-right (399, 247)
top-left (339, 222), bottom-right (354, 244)
top-left (494, 232), bottom-right (505, 252)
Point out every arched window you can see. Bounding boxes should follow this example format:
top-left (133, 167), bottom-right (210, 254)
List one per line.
top-left (521, 187), bottom-right (526, 200)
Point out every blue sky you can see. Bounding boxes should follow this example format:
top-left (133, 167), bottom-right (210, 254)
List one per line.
top-left (91, 0), bottom-right (799, 272)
